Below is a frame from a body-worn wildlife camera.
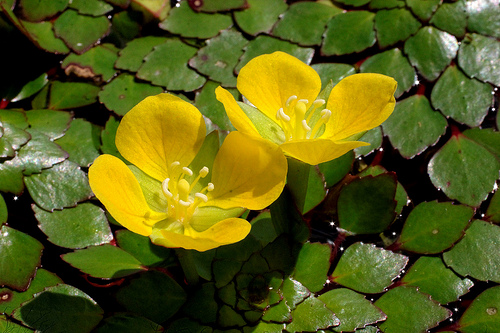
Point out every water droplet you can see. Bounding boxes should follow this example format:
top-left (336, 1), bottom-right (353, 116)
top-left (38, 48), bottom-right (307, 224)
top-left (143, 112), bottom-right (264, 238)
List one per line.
top-left (432, 229), bottom-right (439, 234)
top-left (76, 43), bottom-right (83, 47)
top-left (487, 307), bottom-right (497, 315)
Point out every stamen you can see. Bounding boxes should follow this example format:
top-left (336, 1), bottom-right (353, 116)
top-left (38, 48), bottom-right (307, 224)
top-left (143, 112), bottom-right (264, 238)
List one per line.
top-left (170, 161), bottom-right (180, 168)
top-left (182, 166), bottom-right (193, 176)
top-left (207, 183), bottom-right (214, 191)
top-left (310, 109), bottom-right (332, 138)
top-left (162, 178), bottom-right (173, 198)
top-left (298, 99), bottom-right (309, 104)
top-left (321, 108), bottom-right (332, 121)
top-left (199, 167), bottom-right (209, 177)
top-left (195, 193), bottom-right (208, 202)
top-left (278, 108), bottom-right (291, 122)
top-left (179, 200), bottom-right (191, 207)
top-left (285, 95), bottom-right (297, 107)
top-left (313, 99), bottom-right (325, 107)
top-left (302, 119), bottom-right (311, 132)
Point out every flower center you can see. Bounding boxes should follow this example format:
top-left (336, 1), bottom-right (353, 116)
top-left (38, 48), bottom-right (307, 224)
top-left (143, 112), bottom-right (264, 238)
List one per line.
top-left (161, 161), bottom-right (214, 223)
top-left (275, 95), bottom-right (330, 141)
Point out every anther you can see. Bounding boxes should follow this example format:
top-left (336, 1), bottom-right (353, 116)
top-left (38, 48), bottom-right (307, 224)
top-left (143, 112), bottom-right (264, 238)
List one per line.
top-left (207, 183), bottom-right (214, 191)
top-left (199, 166), bottom-right (209, 177)
top-left (313, 99), bottom-right (325, 107)
top-left (298, 99), bottom-right (309, 104)
top-left (170, 161), bottom-right (180, 168)
top-left (302, 119), bottom-right (311, 132)
top-left (285, 95), bottom-right (297, 106)
top-left (162, 178), bottom-right (173, 198)
top-left (321, 109), bottom-right (332, 121)
top-left (195, 193), bottom-right (208, 202)
top-left (278, 108), bottom-right (291, 122)
top-left (179, 200), bottom-right (191, 207)
top-left (182, 167), bottom-right (193, 176)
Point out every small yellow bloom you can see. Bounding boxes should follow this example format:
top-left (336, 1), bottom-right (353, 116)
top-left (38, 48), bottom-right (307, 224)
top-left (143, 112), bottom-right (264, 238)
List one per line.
top-left (216, 51), bottom-right (397, 165)
top-left (89, 94), bottom-right (287, 252)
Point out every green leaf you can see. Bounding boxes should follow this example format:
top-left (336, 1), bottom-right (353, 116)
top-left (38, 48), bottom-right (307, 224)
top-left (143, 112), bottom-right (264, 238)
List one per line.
top-left (429, 0), bottom-right (467, 38)
top-left (0, 194), bottom-right (6, 225)
top-left (311, 63), bottom-right (356, 90)
top-left (18, 0), bottom-right (69, 22)
top-left (318, 288), bottom-right (386, 332)
top-left (404, 26), bottom-right (458, 81)
top-left (466, 0), bottom-right (500, 38)
top-left (194, 81), bottom-right (237, 131)
top-left (285, 296), bottom-right (339, 333)
top-left (463, 128), bottom-right (500, 160)
top-left (69, 0), bottom-right (113, 16)
top-left (374, 8), bottom-right (421, 48)
top-left (354, 126), bottom-right (383, 157)
top-left (271, 2), bottom-right (340, 46)
top-left (183, 283), bottom-right (218, 324)
top-left (24, 160), bottom-right (93, 211)
top-left (17, 129), bottom-right (67, 175)
top-left (110, 11), bottom-right (141, 41)
top-left (0, 314), bottom-right (34, 332)
top-left (405, 0), bottom-right (440, 20)
top-left (0, 158), bottom-right (25, 194)
top-left (399, 201), bottom-right (474, 254)
top-left (458, 285), bottom-right (500, 332)
top-left (115, 230), bottom-right (174, 267)
top-left (13, 284), bottom-right (103, 333)
top-left (19, 20), bottom-right (70, 53)
top-left (115, 271), bottom-right (187, 323)
top-left (0, 268), bottom-right (62, 316)
top-left (401, 256), bottom-right (474, 305)
top-left (100, 116), bottom-right (126, 162)
top-left (322, 11), bottom-right (376, 56)
top-left (137, 39), bottom-right (206, 91)
top-left (55, 118), bottom-right (100, 167)
top-left (443, 220), bottom-right (500, 283)
top-left (458, 33), bottom-right (500, 86)
top-left (431, 65), bottom-right (493, 127)
top-left (318, 151), bottom-right (354, 188)
top-left (292, 242), bottom-right (331, 293)
top-left (188, 0), bottom-right (247, 12)
top-left (115, 36), bottom-right (167, 72)
top-left (287, 158), bottom-right (327, 215)
top-left (62, 244), bottom-right (146, 278)
top-left (53, 9), bottom-right (110, 54)
top-left (336, 0), bottom-right (370, 6)
top-left (166, 318), bottom-right (213, 333)
top-left (331, 242), bottom-right (408, 293)
top-left (428, 134), bottom-right (500, 207)
top-left (11, 73), bottom-right (48, 102)
top-left (94, 313), bottom-right (163, 333)
top-left (375, 286), bottom-right (451, 332)
top-left (233, 0), bottom-right (287, 36)
top-left (235, 35), bottom-right (315, 73)
top-left (360, 48), bottom-right (416, 98)
top-left (369, 0), bottom-right (405, 9)
top-left (0, 226), bottom-right (43, 291)
top-left (25, 109), bottom-right (72, 140)
top-left (383, 95), bottom-right (448, 158)
top-left (48, 81), bottom-right (100, 109)
top-left (159, 1), bottom-right (232, 39)
top-left (34, 203), bottom-right (113, 249)
top-left (337, 174), bottom-right (397, 234)
top-left (61, 44), bottom-right (119, 82)
top-left (485, 190), bottom-right (500, 223)
top-left (189, 29), bottom-right (247, 87)
top-left (0, 122), bottom-right (30, 153)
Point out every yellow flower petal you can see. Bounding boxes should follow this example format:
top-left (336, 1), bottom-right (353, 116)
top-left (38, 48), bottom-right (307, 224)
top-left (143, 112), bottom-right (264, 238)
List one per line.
top-left (116, 93), bottom-right (206, 182)
top-left (280, 139), bottom-right (368, 165)
top-left (150, 218), bottom-right (251, 252)
top-left (237, 51), bottom-right (321, 121)
top-left (89, 154), bottom-right (167, 236)
top-left (323, 73), bottom-right (397, 140)
top-left (208, 131), bottom-right (287, 210)
top-left (215, 86), bottom-right (260, 136)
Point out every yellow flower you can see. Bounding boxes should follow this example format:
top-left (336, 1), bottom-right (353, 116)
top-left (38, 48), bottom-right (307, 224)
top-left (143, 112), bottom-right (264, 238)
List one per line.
top-left (216, 51), bottom-right (397, 165)
top-left (89, 94), bottom-right (287, 252)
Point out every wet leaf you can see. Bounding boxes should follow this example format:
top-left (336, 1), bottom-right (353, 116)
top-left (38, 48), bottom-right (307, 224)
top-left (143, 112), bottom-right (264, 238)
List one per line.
top-left (137, 39), bottom-right (206, 91)
top-left (11, 73), bottom-right (48, 102)
top-left (110, 10), bottom-right (141, 41)
top-left (466, 0), bottom-right (500, 38)
top-left (0, 315), bottom-right (33, 332)
top-left (0, 194), bottom-right (6, 225)
top-left (235, 35), bottom-right (314, 73)
top-left (19, 0), bottom-right (69, 22)
top-left (0, 158), bottom-right (25, 194)
top-left (331, 242), bottom-right (408, 293)
top-left (318, 288), bottom-right (386, 332)
top-left (188, 0), bottom-right (247, 12)
top-left (115, 36), bottom-right (167, 72)
top-left (354, 127), bottom-right (383, 157)
top-left (100, 116), bottom-right (126, 162)
top-left (94, 313), bottom-right (163, 333)
top-left (13, 284), bottom-right (103, 333)
top-left (285, 296), bottom-right (339, 333)
top-left (322, 11), bottom-right (376, 56)
top-left (485, 190), bottom-right (500, 223)
top-left (463, 128), bottom-right (500, 160)
top-left (233, 0), bottom-right (287, 36)
top-left (375, 286), bottom-right (451, 332)
top-left (115, 271), bottom-right (187, 323)
top-left (0, 225), bottom-right (43, 291)
top-left (443, 220), bottom-right (500, 283)
top-left (19, 19), bottom-right (70, 53)
top-left (431, 65), bottom-right (493, 127)
top-left (69, 0), bottom-right (113, 16)
top-left (61, 44), bottom-right (119, 82)
top-left (287, 158), bottom-right (327, 215)
top-left (318, 151), bottom-right (354, 188)
top-left (195, 81), bottom-right (236, 131)
top-left (0, 269), bottom-right (62, 316)
top-left (406, 0), bottom-right (440, 20)
top-left (24, 160), bottom-right (93, 211)
top-left (382, 95), bottom-right (448, 158)
top-left (62, 244), bottom-right (146, 278)
top-left (34, 203), bottom-right (113, 249)
top-left (0, 121), bottom-right (30, 152)
top-left (160, 1), bottom-right (232, 39)
top-left (374, 8), bottom-right (421, 48)
top-left (292, 242), bottom-right (331, 293)
top-left (25, 109), bottom-right (72, 140)
top-left (48, 81), bottom-right (100, 109)
top-left (458, 33), bottom-right (500, 86)
top-left (430, 0), bottom-right (467, 38)
top-left (369, 0), bottom-right (405, 9)
top-left (404, 26), bottom-right (458, 81)
top-left (399, 201), bottom-right (474, 254)
top-left (271, 1), bottom-right (340, 46)
top-left (428, 134), bottom-right (500, 207)
top-left (337, 174), bottom-right (397, 234)
top-left (53, 9), bottom-right (110, 54)
top-left (458, 285), bottom-right (500, 332)
top-left (311, 63), bottom-right (356, 90)
top-left (401, 256), bottom-right (474, 305)
top-left (360, 48), bottom-right (416, 98)
top-left (115, 230), bottom-right (174, 267)
top-left (55, 118), bottom-right (100, 167)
